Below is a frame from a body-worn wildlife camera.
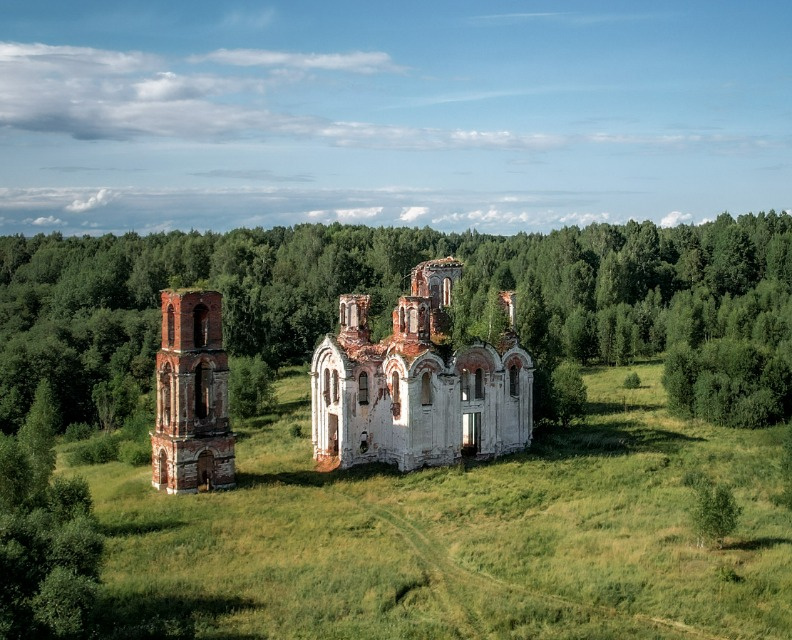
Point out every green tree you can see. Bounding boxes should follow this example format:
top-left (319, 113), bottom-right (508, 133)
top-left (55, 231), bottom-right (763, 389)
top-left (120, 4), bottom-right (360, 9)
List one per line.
top-left (552, 361), bottom-right (588, 428)
top-left (690, 481), bottom-right (742, 548)
top-left (0, 433), bottom-right (32, 510)
top-left (469, 286), bottom-right (510, 344)
top-left (32, 566), bottom-right (98, 638)
top-left (229, 355), bottom-right (276, 419)
top-left (562, 306), bottom-right (596, 364)
top-left (17, 378), bottom-right (59, 497)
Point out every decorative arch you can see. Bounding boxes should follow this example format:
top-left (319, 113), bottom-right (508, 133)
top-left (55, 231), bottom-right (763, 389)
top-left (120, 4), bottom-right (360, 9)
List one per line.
top-left (193, 303), bottom-right (209, 348)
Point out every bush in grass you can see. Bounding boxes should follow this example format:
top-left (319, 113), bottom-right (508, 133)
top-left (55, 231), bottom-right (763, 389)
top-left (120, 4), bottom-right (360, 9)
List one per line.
top-left (289, 423), bottom-right (303, 438)
top-left (552, 361), bottom-right (587, 428)
top-left (119, 439), bottom-right (152, 466)
top-left (623, 372), bottom-right (641, 389)
top-left (63, 422), bottom-right (95, 443)
top-left (47, 476), bottom-right (93, 523)
top-left (690, 480), bottom-right (742, 548)
top-left (68, 434), bottom-right (120, 466)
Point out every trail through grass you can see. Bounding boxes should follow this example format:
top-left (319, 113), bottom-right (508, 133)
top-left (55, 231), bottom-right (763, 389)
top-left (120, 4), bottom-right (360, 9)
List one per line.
top-left (62, 362), bottom-right (792, 639)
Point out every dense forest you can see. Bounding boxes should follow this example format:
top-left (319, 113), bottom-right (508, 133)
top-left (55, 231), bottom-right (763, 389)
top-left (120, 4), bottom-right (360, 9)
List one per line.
top-left (2, 210), bottom-right (792, 437)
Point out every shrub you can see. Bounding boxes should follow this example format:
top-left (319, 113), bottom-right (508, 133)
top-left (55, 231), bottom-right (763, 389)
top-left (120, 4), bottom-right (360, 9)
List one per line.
top-left (690, 480), bottom-right (742, 548)
top-left (289, 423), bottom-right (303, 439)
top-left (32, 567), bottom-right (97, 638)
top-left (552, 361), bottom-right (587, 428)
top-left (119, 440), bottom-right (152, 466)
top-left (68, 434), bottom-right (120, 466)
top-left (623, 372), bottom-right (641, 389)
top-left (63, 422), bottom-right (95, 443)
top-left (47, 476), bottom-right (93, 523)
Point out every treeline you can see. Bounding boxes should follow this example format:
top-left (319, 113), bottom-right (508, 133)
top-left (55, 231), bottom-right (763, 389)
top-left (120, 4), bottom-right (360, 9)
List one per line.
top-left (2, 210), bottom-right (792, 434)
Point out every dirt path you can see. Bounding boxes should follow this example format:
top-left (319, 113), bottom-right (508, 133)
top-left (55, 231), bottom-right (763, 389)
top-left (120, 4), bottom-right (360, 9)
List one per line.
top-left (356, 496), bottom-right (728, 640)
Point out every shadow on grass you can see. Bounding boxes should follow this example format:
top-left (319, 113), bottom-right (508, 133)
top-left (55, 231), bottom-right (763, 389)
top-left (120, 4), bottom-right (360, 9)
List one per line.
top-left (94, 593), bottom-right (259, 640)
top-left (100, 519), bottom-right (186, 537)
top-left (529, 421), bottom-right (706, 459)
top-left (237, 462), bottom-right (401, 489)
top-left (276, 398), bottom-right (310, 416)
top-left (723, 537), bottom-right (792, 551)
top-left (587, 400), bottom-right (661, 415)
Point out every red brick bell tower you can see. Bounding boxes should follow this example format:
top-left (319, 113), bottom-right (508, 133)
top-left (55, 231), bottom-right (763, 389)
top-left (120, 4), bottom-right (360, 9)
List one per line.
top-left (151, 290), bottom-right (236, 493)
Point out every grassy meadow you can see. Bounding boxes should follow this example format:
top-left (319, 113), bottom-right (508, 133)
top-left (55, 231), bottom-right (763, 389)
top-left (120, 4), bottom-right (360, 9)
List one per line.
top-left (60, 362), bottom-right (792, 639)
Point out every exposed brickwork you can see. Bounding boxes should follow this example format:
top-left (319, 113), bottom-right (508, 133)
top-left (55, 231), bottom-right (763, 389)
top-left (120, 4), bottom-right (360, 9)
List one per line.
top-left (152, 290), bottom-right (235, 494)
top-left (312, 257), bottom-right (535, 473)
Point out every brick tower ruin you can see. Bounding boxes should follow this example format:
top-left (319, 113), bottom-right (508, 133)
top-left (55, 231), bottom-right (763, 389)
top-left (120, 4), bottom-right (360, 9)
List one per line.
top-left (151, 290), bottom-right (236, 493)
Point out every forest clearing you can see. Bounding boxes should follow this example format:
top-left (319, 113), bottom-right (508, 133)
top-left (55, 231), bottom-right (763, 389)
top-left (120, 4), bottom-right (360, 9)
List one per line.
top-left (61, 361), bottom-right (791, 639)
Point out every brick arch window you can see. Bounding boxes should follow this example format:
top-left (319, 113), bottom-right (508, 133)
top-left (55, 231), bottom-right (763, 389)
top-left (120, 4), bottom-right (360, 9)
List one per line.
top-left (391, 371), bottom-right (400, 404)
top-left (193, 304), bottom-right (209, 348)
top-left (408, 308), bottom-right (418, 333)
top-left (358, 372), bottom-right (369, 405)
top-left (399, 307), bottom-right (405, 333)
top-left (340, 302), bottom-right (346, 326)
top-left (158, 449), bottom-right (168, 486)
top-left (167, 304), bottom-right (175, 347)
top-left (161, 363), bottom-right (172, 427)
top-left (421, 371), bottom-right (433, 405)
top-left (509, 364), bottom-right (520, 397)
top-left (323, 368), bottom-right (331, 405)
top-left (474, 367), bottom-right (484, 400)
top-left (195, 362), bottom-right (211, 419)
top-left (332, 370), bottom-right (340, 403)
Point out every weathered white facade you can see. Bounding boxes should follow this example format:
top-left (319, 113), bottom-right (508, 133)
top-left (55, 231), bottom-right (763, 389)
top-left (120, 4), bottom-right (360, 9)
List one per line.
top-left (311, 258), bottom-right (534, 472)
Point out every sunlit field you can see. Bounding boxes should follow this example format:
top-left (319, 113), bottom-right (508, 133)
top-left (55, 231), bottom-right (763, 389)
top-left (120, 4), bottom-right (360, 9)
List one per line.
top-left (62, 362), bottom-right (792, 639)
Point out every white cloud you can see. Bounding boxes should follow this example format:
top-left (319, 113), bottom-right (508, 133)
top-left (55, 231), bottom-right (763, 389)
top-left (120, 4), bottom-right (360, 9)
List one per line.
top-left (558, 211), bottom-right (611, 226)
top-left (191, 49), bottom-right (404, 74)
top-left (65, 188), bottom-right (115, 212)
top-left (400, 206), bottom-right (428, 222)
top-left (660, 210), bottom-right (693, 227)
top-left (335, 207), bottom-right (383, 220)
top-left (28, 215), bottom-right (64, 226)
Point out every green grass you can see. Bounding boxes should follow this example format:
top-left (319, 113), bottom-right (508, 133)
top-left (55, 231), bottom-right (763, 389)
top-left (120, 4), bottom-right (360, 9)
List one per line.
top-left (61, 362), bottom-right (792, 639)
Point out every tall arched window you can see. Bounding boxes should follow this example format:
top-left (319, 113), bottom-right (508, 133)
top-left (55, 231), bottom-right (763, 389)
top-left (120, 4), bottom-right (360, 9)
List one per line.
top-left (358, 372), bottom-right (369, 404)
top-left (461, 369), bottom-right (470, 401)
top-left (340, 302), bottom-right (347, 326)
top-left (408, 308), bottom-right (417, 333)
top-left (474, 368), bottom-right (484, 400)
top-left (349, 303), bottom-right (358, 327)
top-left (421, 372), bottom-right (433, 405)
top-left (193, 304), bottom-right (209, 348)
top-left (195, 362), bottom-right (210, 419)
top-left (323, 369), bottom-right (331, 405)
top-left (161, 364), bottom-right (172, 427)
top-left (158, 449), bottom-right (168, 486)
top-left (509, 365), bottom-right (520, 397)
top-left (332, 370), bottom-right (340, 403)
top-left (399, 307), bottom-right (405, 333)
top-left (167, 304), bottom-right (175, 347)
top-left (391, 371), bottom-right (400, 404)
top-left (443, 277), bottom-right (452, 307)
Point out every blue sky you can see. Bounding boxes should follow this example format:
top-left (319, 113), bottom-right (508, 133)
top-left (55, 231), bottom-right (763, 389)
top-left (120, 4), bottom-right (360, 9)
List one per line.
top-left (1, 1), bottom-right (790, 236)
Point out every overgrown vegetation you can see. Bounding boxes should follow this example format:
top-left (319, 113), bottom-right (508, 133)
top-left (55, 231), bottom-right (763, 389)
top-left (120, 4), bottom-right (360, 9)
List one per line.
top-left (51, 363), bottom-right (791, 639)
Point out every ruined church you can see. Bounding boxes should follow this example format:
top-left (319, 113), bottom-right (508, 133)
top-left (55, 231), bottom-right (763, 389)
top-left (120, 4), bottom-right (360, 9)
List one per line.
top-left (311, 258), bottom-right (534, 472)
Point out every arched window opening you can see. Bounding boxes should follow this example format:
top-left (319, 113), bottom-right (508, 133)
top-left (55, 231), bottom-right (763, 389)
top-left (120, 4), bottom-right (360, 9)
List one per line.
top-left (158, 450), bottom-right (168, 486)
top-left (332, 370), bottom-right (340, 403)
top-left (359, 372), bottom-right (369, 405)
top-left (197, 450), bottom-right (214, 491)
top-left (340, 302), bottom-right (347, 326)
top-left (408, 308), bottom-right (418, 333)
top-left (195, 362), bottom-right (210, 419)
top-left (419, 307), bottom-right (427, 335)
top-left (509, 365), bottom-right (520, 397)
top-left (193, 304), bottom-right (209, 348)
top-left (421, 372), bottom-right (433, 405)
top-left (399, 307), bottom-right (405, 333)
top-left (349, 303), bottom-right (358, 327)
top-left (474, 368), bottom-right (484, 400)
top-left (391, 371), bottom-right (400, 405)
top-left (167, 305), bottom-right (175, 347)
top-left (323, 369), bottom-right (331, 405)
top-left (461, 369), bottom-right (470, 401)
top-left (443, 277), bottom-right (452, 307)
top-left (360, 431), bottom-right (369, 453)
top-left (161, 367), bottom-right (172, 427)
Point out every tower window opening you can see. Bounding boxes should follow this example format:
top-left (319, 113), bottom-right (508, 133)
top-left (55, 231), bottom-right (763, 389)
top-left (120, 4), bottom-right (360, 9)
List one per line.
top-left (193, 304), bottom-right (209, 348)
top-left (359, 372), bottom-right (369, 404)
